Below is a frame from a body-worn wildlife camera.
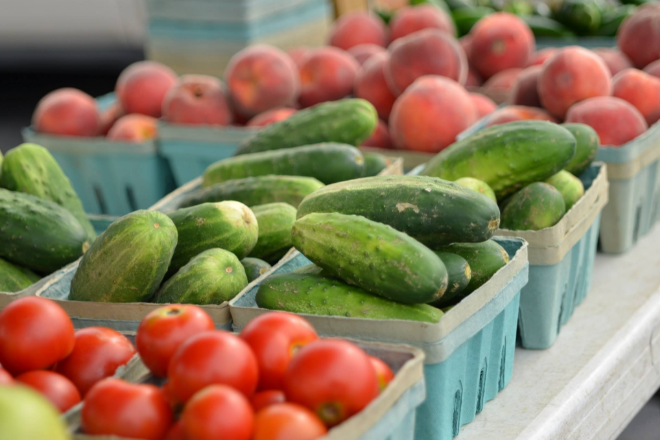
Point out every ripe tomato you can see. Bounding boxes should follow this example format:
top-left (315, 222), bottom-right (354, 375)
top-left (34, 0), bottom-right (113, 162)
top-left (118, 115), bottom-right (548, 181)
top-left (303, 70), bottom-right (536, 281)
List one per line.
top-left (251, 390), bottom-right (286, 412)
top-left (0, 368), bottom-right (13, 385)
top-left (240, 312), bottom-right (318, 390)
top-left (15, 370), bottom-right (81, 413)
top-left (82, 378), bottom-right (172, 440)
top-left (182, 385), bottom-right (254, 440)
top-left (369, 356), bottom-right (394, 392)
top-left (55, 327), bottom-right (136, 396)
top-left (283, 339), bottom-right (379, 426)
top-left (0, 297), bottom-right (74, 375)
top-left (253, 403), bottom-right (327, 440)
top-left (163, 420), bottom-right (186, 440)
top-left (168, 331), bottom-right (258, 403)
top-left (137, 304), bottom-right (214, 377)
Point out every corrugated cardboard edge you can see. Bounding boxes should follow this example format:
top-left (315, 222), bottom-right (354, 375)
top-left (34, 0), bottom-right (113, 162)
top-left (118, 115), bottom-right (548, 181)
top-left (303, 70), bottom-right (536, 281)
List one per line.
top-left (496, 163), bottom-right (609, 265)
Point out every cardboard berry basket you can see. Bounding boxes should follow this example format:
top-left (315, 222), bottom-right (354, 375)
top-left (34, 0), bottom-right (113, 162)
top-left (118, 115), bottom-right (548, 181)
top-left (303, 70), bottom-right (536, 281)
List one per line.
top-left (65, 341), bottom-right (426, 440)
top-left (229, 237), bottom-right (529, 440)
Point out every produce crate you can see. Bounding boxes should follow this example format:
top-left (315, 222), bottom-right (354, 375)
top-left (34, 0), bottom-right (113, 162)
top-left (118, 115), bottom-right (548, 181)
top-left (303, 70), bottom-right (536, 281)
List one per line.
top-left (534, 36), bottom-right (616, 49)
top-left (229, 238), bottom-right (529, 440)
top-left (147, 0), bottom-right (314, 23)
top-left (66, 341), bottom-right (426, 440)
top-left (21, 93), bottom-right (176, 216)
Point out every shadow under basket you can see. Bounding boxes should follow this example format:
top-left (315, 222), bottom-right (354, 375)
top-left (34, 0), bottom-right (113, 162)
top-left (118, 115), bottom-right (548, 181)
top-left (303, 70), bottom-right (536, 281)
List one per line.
top-left (229, 238), bottom-right (529, 440)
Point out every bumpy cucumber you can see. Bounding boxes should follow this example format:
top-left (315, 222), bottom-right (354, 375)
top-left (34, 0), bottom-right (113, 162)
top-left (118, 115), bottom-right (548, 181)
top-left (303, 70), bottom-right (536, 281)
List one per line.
top-left (362, 152), bottom-right (390, 177)
top-left (0, 258), bottom-right (40, 292)
top-left (241, 258), bottom-right (272, 282)
top-left (248, 203), bottom-right (296, 264)
top-left (292, 212), bottom-right (448, 304)
top-left (501, 183), bottom-right (566, 231)
top-left (256, 273), bottom-right (444, 323)
top-left (546, 171), bottom-right (585, 210)
top-left (430, 252), bottom-right (471, 307)
top-left (455, 177), bottom-right (497, 202)
top-left (562, 123), bottom-right (599, 176)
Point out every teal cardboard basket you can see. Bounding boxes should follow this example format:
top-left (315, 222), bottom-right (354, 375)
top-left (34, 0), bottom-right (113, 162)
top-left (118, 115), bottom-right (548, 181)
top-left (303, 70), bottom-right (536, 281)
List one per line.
top-left (535, 37), bottom-right (616, 49)
top-left (229, 238), bottom-right (529, 440)
top-left (147, 0), bottom-right (314, 23)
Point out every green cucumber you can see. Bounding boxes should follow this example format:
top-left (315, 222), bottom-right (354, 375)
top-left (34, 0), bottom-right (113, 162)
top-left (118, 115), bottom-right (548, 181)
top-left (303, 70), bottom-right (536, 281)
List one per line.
top-left (410, 0), bottom-right (451, 14)
top-left (430, 252), bottom-right (471, 307)
top-left (296, 175), bottom-right (500, 247)
top-left (248, 203), bottom-right (297, 263)
top-left (203, 143), bottom-right (364, 187)
top-left (0, 189), bottom-right (90, 274)
top-left (452, 7), bottom-right (495, 36)
top-left (522, 15), bottom-right (575, 38)
top-left (69, 210), bottom-right (178, 303)
top-left (167, 202), bottom-right (258, 273)
top-left (241, 258), bottom-right (272, 282)
top-left (421, 121), bottom-right (577, 200)
top-left (546, 171), bottom-right (584, 210)
top-left (501, 183), bottom-right (566, 230)
top-left (156, 248), bottom-right (248, 304)
top-left (362, 152), bottom-right (389, 177)
top-left (553, 0), bottom-right (601, 35)
top-left (562, 123), bottom-right (599, 176)
top-left (455, 177), bottom-right (497, 202)
top-left (292, 213), bottom-right (448, 304)
top-left (179, 176), bottom-right (325, 209)
top-left (256, 273), bottom-right (443, 323)
top-left (235, 99), bottom-right (378, 156)
top-left (436, 240), bottom-right (509, 295)
top-left (0, 258), bottom-right (40, 292)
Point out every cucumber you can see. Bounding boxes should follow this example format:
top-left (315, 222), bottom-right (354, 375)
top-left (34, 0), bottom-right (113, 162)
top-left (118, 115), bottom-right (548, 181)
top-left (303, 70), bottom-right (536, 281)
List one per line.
top-left (0, 189), bottom-right (90, 274)
top-left (522, 15), bottom-right (576, 38)
top-left (296, 175), bottom-right (500, 247)
top-left (167, 202), bottom-right (258, 273)
top-left (362, 152), bottom-right (389, 177)
top-left (430, 252), bottom-right (471, 307)
top-left (69, 210), bottom-right (178, 303)
top-left (256, 273), bottom-right (444, 323)
top-left (241, 258), bottom-right (272, 282)
top-left (443, 0), bottom-right (475, 10)
top-left (421, 121), bottom-right (577, 200)
top-left (597, 5), bottom-right (635, 36)
top-left (156, 248), bottom-right (248, 305)
top-left (0, 143), bottom-right (96, 240)
top-left (179, 176), bottom-right (325, 209)
top-left (562, 123), bottom-right (599, 176)
top-left (501, 183), bottom-right (566, 230)
top-left (455, 177), bottom-right (497, 202)
top-left (0, 258), bottom-right (40, 292)
top-left (503, 0), bottom-right (534, 16)
top-left (203, 143), bottom-right (364, 187)
top-left (248, 203), bottom-right (297, 263)
top-left (292, 213), bottom-right (448, 304)
top-left (435, 240), bottom-right (509, 295)
top-left (235, 99), bottom-right (378, 156)
top-left (452, 7), bottom-right (495, 36)
top-left (376, 9), bottom-right (394, 23)
top-left (553, 0), bottom-right (601, 35)
top-left (546, 171), bottom-right (584, 210)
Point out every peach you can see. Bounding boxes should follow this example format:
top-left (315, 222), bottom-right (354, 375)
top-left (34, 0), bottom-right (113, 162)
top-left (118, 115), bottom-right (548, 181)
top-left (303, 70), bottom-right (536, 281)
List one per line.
top-left (99, 102), bottom-right (124, 135)
top-left (354, 53), bottom-right (397, 120)
top-left (162, 75), bottom-right (233, 126)
top-left (225, 45), bottom-right (300, 117)
top-left (469, 12), bottom-right (535, 79)
top-left (617, 4), bottom-right (660, 68)
top-left (299, 47), bottom-right (359, 108)
top-left (286, 47), bottom-right (310, 70)
top-left (247, 108), bottom-right (297, 127)
top-left (485, 106), bottom-right (557, 127)
top-left (470, 93), bottom-right (497, 118)
top-left (389, 76), bottom-right (477, 152)
top-left (328, 11), bottom-right (388, 50)
top-left (107, 114), bottom-right (158, 142)
top-left (385, 29), bottom-right (468, 95)
top-left (538, 46), bottom-right (611, 119)
top-left (527, 48), bottom-right (557, 67)
top-left (566, 96), bottom-right (648, 146)
top-left (389, 5), bottom-right (456, 41)
top-left (459, 35), bottom-right (472, 59)
top-left (466, 68), bottom-right (483, 87)
top-left (482, 68), bottom-right (523, 92)
top-left (612, 69), bottom-right (660, 126)
top-left (643, 60), bottom-right (660, 79)
top-left (115, 61), bottom-right (177, 118)
top-left (361, 119), bottom-right (393, 149)
top-left (348, 44), bottom-right (387, 66)
top-left (510, 65), bottom-right (542, 107)
top-left (33, 88), bottom-right (101, 137)
top-left (592, 48), bottom-right (633, 76)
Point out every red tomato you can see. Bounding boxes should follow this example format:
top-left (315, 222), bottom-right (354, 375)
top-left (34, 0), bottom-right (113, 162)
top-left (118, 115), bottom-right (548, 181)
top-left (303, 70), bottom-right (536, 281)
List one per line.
top-left (253, 403), bottom-right (327, 440)
top-left (16, 370), bottom-right (81, 413)
top-left (251, 390), bottom-right (286, 412)
top-left (137, 305), bottom-right (215, 377)
top-left (240, 312), bottom-right (318, 390)
top-left (55, 327), bottom-right (136, 396)
top-left (283, 339), bottom-right (379, 426)
top-left (0, 297), bottom-right (75, 375)
top-left (163, 420), bottom-right (186, 440)
top-left (369, 356), bottom-right (394, 392)
top-left (168, 331), bottom-right (258, 403)
top-left (182, 385), bottom-right (254, 440)
top-left (82, 378), bottom-right (173, 440)
top-left (0, 368), bottom-right (13, 385)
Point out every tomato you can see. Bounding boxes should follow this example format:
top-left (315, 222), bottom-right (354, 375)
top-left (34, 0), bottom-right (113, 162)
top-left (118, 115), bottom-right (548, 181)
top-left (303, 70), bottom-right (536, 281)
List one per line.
top-left (0, 297), bottom-right (74, 375)
top-left (253, 403), bottom-right (327, 440)
top-left (369, 356), bottom-right (394, 392)
top-left (251, 390), bottom-right (286, 412)
top-left (168, 331), bottom-right (258, 403)
top-left (55, 327), bottom-right (136, 396)
top-left (137, 305), bottom-right (214, 377)
top-left (0, 368), bottom-right (13, 385)
top-left (163, 420), bottom-right (186, 440)
top-left (283, 339), bottom-right (379, 426)
top-left (15, 370), bottom-right (81, 413)
top-left (240, 312), bottom-right (318, 390)
top-left (182, 385), bottom-right (254, 440)
top-left (82, 378), bottom-right (172, 440)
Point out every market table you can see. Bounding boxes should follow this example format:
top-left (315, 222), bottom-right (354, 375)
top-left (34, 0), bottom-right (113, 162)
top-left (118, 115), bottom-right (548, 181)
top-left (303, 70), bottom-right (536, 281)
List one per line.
top-left (459, 223), bottom-right (660, 440)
